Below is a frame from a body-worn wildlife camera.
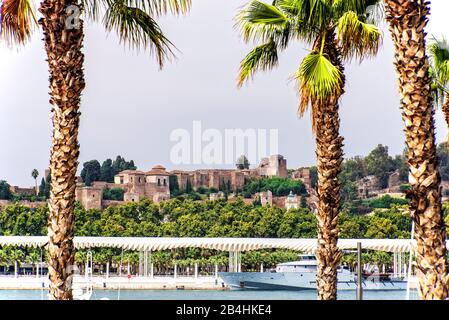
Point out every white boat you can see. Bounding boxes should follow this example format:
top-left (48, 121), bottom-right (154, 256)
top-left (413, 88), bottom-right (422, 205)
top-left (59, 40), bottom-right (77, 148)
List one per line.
top-left (219, 254), bottom-right (408, 291)
top-left (73, 286), bottom-right (93, 300)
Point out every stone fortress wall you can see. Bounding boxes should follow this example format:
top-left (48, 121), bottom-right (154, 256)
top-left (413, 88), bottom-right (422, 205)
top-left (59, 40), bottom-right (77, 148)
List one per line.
top-left (75, 155), bottom-right (289, 210)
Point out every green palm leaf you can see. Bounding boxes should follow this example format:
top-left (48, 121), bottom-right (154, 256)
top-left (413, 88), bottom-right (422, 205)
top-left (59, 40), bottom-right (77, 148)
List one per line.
top-left (337, 10), bottom-right (382, 61)
top-left (429, 38), bottom-right (449, 85)
top-left (295, 50), bottom-right (343, 115)
top-left (277, 0), bottom-right (332, 31)
top-left (428, 38), bottom-right (449, 106)
top-left (238, 39), bottom-right (279, 87)
top-left (237, 0), bottom-right (289, 45)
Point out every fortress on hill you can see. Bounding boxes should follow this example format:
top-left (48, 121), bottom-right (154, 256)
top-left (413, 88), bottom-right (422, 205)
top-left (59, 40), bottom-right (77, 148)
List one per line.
top-left (75, 155), bottom-right (295, 210)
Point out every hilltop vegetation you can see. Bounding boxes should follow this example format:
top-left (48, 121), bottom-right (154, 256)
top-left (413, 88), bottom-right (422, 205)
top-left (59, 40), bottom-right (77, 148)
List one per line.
top-left (242, 177), bottom-right (307, 198)
top-left (81, 156), bottom-right (136, 186)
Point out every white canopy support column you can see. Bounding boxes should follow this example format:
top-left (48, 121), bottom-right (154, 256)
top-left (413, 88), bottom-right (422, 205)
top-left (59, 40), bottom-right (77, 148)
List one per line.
top-left (393, 252), bottom-right (397, 278)
top-left (149, 249), bottom-right (153, 278)
top-left (238, 251), bottom-right (241, 272)
top-left (144, 249), bottom-right (148, 277)
top-left (229, 251), bottom-right (241, 272)
top-left (194, 263), bottom-right (198, 279)
top-left (138, 251), bottom-right (143, 276)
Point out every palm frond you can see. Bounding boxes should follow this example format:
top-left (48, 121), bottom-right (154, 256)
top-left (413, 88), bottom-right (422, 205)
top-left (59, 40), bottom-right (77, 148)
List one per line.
top-left (82, 0), bottom-right (191, 20)
top-left (337, 10), bottom-right (382, 61)
top-left (277, 0), bottom-right (332, 32)
top-left (429, 67), bottom-right (445, 107)
top-left (332, 0), bottom-right (382, 17)
top-left (429, 37), bottom-right (449, 86)
top-left (0, 0), bottom-right (37, 45)
top-left (132, 0), bottom-right (191, 16)
top-left (428, 38), bottom-right (449, 107)
top-left (295, 50), bottom-right (343, 116)
top-left (238, 40), bottom-right (279, 87)
top-left (103, 0), bottom-right (175, 68)
top-left (236, 0), bottom-right (290, 46)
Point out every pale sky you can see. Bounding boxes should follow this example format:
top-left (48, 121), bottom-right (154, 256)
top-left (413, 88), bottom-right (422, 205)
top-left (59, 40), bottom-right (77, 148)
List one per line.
top-left (1, 0), bottom-right (448, 186)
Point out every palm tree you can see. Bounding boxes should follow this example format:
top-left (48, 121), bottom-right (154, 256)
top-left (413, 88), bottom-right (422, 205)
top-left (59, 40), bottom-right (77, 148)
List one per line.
top-left (236, 0), bottom-right (382, 299)
top-left (31, 169), bottom-right (39, 196)
top-left (384, 0), bottom-right (449, 299)
top-left (0, 0), bottom-right (37, 45)
top-left (2, 0), bottom-right (192, 300)
top-left (429, 38), bottom-right (449, 145)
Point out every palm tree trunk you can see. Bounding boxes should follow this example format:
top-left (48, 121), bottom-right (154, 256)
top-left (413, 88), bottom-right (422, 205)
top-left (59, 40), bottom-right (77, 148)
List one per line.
top-left (314, 32), bottom-right (345, 301)
top-left (385, 0), bottom-right (449, 299)
top-left (39, 0), bottom-right (85, 300)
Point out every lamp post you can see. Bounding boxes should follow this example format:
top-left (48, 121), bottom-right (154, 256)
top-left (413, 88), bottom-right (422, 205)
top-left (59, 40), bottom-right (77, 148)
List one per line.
top-left (357, 242), bottom-right (363, 300)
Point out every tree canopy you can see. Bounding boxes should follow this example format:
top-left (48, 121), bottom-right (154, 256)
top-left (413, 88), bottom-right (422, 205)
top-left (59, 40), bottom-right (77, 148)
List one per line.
top-left (243, 177), bottom-right (307, 198)
top-left (80, 156), bottom-right (137, 185)
top-left (0, 197), bottom-right (427, 270)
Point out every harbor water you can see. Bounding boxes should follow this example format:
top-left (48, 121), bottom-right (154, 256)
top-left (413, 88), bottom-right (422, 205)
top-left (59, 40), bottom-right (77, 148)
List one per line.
top-left (0, 289), bottom-right (418, 300)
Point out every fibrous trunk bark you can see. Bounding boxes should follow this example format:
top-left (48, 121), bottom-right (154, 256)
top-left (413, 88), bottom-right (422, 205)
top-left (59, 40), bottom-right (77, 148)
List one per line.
top-left (314, 32), bottom-right (345, 301)
top-left (39, 0), bottom-right (85, 300)
top-left (385, 0), bottom-right (449, 300)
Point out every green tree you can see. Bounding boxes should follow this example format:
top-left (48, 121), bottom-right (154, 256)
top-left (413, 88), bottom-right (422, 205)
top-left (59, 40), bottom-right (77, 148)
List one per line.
top-left (43, 172), bottom-right (51, 199)
top-left (81, 160), bottom-right (101, 186)
top-left (237, 0), bottom-right (382, 300)
top-left (429, 38), bottom-right (449, 149)
top-left (309, 166), bottom-right (318, 189)
top-left (100, 159), bottom-right (115, 182)
top-left (38, 178), bottom-right (46, 198)
top-left (236, 155), bottom-right (250, 170)
top-left (185, 178), bottom-right (193, 194)
top-left (364, 144), bottom-right (395, 188)
top-left (31, 169), bottom-right (39, 195)
top-left (365, 217), bottom-right (398, 239)
top-left (112, 156), bottom-right (137, 175)
top-left (169, 175), bottom-right (180, 196)
top-left (103, 188), bottom-right (125, 201)
top-left (0, 181), bottom-right (12, 200)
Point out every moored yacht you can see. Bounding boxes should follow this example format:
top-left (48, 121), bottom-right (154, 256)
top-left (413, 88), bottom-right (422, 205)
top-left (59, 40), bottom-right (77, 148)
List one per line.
top-left (219, 254), bottom-right (408, 291)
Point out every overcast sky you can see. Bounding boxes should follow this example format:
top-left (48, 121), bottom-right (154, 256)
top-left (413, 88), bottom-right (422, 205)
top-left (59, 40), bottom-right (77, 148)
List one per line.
top-left (1, 0), bottom-right (448, 187)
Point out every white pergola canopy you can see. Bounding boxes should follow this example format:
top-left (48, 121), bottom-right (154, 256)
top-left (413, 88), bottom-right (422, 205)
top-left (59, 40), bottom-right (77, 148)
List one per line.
top-left (0, 236), bottom-right (441, 253)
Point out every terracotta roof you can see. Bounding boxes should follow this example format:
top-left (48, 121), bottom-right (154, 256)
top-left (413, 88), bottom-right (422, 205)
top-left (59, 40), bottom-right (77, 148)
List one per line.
top-left (146, 165), bottom-right (169, 176)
